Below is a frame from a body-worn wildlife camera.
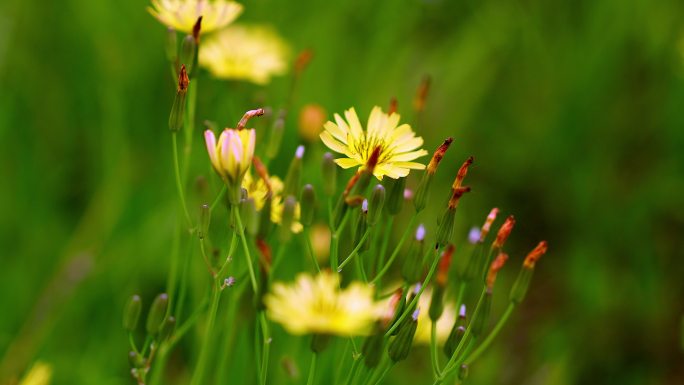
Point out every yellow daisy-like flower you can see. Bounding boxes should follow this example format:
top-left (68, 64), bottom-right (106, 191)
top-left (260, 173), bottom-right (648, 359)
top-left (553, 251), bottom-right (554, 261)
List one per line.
top-left (19, 361), bottom-right (52, 385)
top-left (199, 24), bottom-right (290, 85)
top-left (204, 128), bottom-right (255, 185)
top-left (320, 106), bottom-right (428, 180)
top-left (242, 172), bottom-right (303, 233)
top-left (148, 0), bottom-right (243, 34)
top-left (264, 272), bottom-right (384, 336)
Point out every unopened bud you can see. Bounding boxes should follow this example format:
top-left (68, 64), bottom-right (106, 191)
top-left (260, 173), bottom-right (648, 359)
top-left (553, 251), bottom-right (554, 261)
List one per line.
top-left (298, 104), bottom-right (327, 142)
top-left (401, 224), bottom-right (426, 283)
top-left (168, 65), bottom-right (189, 132)
top-left (352, 205), bottom-right (369, 253)
top-left (321, 152), bottom-right (337, 195)
top-left (284, 146), bottom-right (304, 197)
top-left (236, 108), bottom-right (265, 131)
top-left (523, 241), bottom-right (548, 269)
top-left (510, 241), bottom-right (547, 303)
top-left (362, 325), bottom-right (385, 368)
top-left (368, 184), bottom-right (385, 226)
top-left (383, 177), bottom-right (406, 215)
top-left (413, 75), bottom-right (431, 112)
top-left (240, 198), bottom-right (259, 236)
top-left (278, 196), bottom-right (297, 242)
top-left (444, 305), bottom-right (467, 358)
top-left (458, 364), bottom-right (469, 381)
top-left (388, 309), bottom-right (419, 362)
top-left (310, 333), bottom-right (331, 353)
top-left (436, 209), bottom-right (456, 248)
top-left (300, 184), bottom-right (316, 227)
top-left (471, 291), bottom-right (492, 338)
top-left (429, 285), bottom-right (445, 322)
top-left (479, 208), bottom-right (499, 243)
top-left (486, 252), bottom-right (509, 289)
top-left (493, 215), bottom-right (515, 249)
top-left (146, 293), bottom-right (169, 335)
top-left (159, 316), bottom-right (176, 341)
top-left (388, 97), bottom-right (398, 115)
top-left (179, 35), bottom-right (197, 75)
top-left (123, 295), bottom-right (142, 332)
top-left (266, 109), bottom-right (286, 159)
top-left (128, 351), bottom-right (144, 368)
top-left (198, 204), bottom-right (210, 239)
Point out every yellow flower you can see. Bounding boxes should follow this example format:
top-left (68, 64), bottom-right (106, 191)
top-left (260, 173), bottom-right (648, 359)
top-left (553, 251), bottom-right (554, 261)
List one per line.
top-left (264, 272), bottom-right (383, 336)
top-left (199, 24), bottom-right (290, 85)
top-left (242, 172), bottom-right (303, 233)
top-left (320, 106), bottom-right (428, 179)
top-left (148, 0), bottom-right (243, 34)
top-left (19, 361), bottom-right (52, 385)
top-left (414, 287), bottom-right (456, 345)
top-left (204, 128), bottom-right (255, 184)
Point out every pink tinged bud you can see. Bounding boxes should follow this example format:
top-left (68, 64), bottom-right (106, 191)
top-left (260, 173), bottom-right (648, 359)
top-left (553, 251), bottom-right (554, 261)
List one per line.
top-left (412, 308), bottom-right (420, 321)
top-left (295, 145), bottom-right (305, 159)
top-left (479, 207), bottom-right (499, 242)
top-left (459, 304), bottom-right (466, 318)
top-left (468, 227), bottom-right (481, 244)
top-left (415, 224), bottom-right (426, 241)
top-left (204, 130), bottom-right (220, 173)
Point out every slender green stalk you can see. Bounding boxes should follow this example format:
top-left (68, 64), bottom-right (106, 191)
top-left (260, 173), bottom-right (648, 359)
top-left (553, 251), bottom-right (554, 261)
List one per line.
top-left (371, 361), bottom-right (395, 385)
top-left (269, 246), bottom-right (287, 280)
top-left (338, 229), bottom-right (371, 271)
top-left (174, 238), bottom-right (194, 321)
top-left (384, 246), bottom-right (440, 337)
top-left (166, 222), bottom-right (181, 317)
top-left (189, 280), bottom-right (221, 385)
top-left (306, 353), bottom-right (317, 385)
top-left (430, 322), bottom-right (441, 376)
top-left (371, 214), bottom-right (418, 284)
top-left (303, 228), bottom-right (320, 272)
top-left (181, 79), bottom-right (197, 180)
top-left (344, 358), bottom-right (361, 385)
top-left (128, 333), bottom-right (139, 354)
top-left (209, 185), bottom-right (227, 212)
top-left (464, 303), bottom-right (516, 365)
top-left (171, 133), bottom-right (193, 229)
top-left (375, 215), bottom-right (394, 273)
top-left (355, 251), bottom-right (368, 282)
top-left (259, 312), bottom-right (271, 385)
top-left (233, 208), bottom-right (258, 293)
top-left (330, 210), bottom-right (351, 271)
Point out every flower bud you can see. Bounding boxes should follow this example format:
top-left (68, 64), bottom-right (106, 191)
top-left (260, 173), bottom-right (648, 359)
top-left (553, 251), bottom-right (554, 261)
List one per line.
top-left (486, 252), bottom-right (509, 289)
top-left (415, 138), bottom-right (453, 212)
top-left (128, 351), bottom-right (144, 368)
top-left (300, 184), bottom-right (316, 227)
top-left (401, 224), bottom-right (426, 283)
top-left (310, 333), bottom-right (331, 353)
top-left (159, 316), bottom-right (176, 341)
top-left (321, 152), bottom-right (337, 196)
top-left (493, 215), bottom-right (515, 249)
top-left (429, 244), bottom-right (454, 321)
top-left (240, 198), bottom-right (259, 236)
top-left (479, 208), bottom-right (499, 243)
top-left (146, 293), bottom-right (169, 335)
top-left (383, 177), bottom-right (406, 215)
top-left (452, 156), bottom-right (474, 189)
top-left (168, 65), bottom-right (189, 132)
top-left (413, 75), bottom-right (431, 112)
top-left (179, 35), bottom-right (197, 75)
top-left (266, 109), bottom-right (286, 159)
top-left (123, 295), bottom-right (142, 332)
top-left (204, 125), bottom-right (257, 203)
top-left (444, 305), bottom-right (466, 358)
top-left (458, 364), bottom-right (469, 381)
top-left (510, 241), bottom-right (547, 303)
top-left (198, 204), bottom-right (210, 239)
top-left (367, 184), bottom-right (385, 226)
top-left (436, 209), bottom-right (455, 248)
top-left (278, 196), bottom-right (298, 242)
top-left (283, 145), bottom-right (304, 197)
top-left (388, 291), bottom-right (408, 336)
top-left (298, 104), bottom-right (327, 142)
top-left (471, 291), bottom-right (492, 338)
top-left (388, 309), bottom-right (419, 362)
top-left (352, 202), bottom-right (369, 252)
top-left (362, 325), bottom-right (385, 368)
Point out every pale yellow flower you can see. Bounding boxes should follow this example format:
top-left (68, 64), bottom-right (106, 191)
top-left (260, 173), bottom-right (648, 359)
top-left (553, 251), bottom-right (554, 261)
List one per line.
top-left (242, 172), bottom-right (303, 233)
top-left (264, 272), bottom-right (383, 335)
top-left (19, 361), bottom-right (52, 385)
top-left (148, 0), bottom-right (243, 34)
top-left (199, 24), bottom-right (290, 84)
top-left (204, 128), bottom-right (255, 184)
top-left (320, 106), bottom-right (428, 179)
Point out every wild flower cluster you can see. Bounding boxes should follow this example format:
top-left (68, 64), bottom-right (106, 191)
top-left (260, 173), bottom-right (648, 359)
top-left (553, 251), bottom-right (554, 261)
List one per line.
top-left (121, 2), bottom-right (549, 385)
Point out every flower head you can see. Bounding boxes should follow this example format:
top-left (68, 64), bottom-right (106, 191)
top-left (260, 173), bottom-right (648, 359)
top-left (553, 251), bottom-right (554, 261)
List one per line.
top-left (200, 24), bottom-right (290, 84)
top-left (320, 107), bottom-right (428, 179)
top-left (148, 0), bottom-right (243, 34)
top-left (264, 271), bottom-right (383, 335)
top-left (204, 128), bottom-right (255, 184)
top-left (242, 172), bottom-right (303, 233)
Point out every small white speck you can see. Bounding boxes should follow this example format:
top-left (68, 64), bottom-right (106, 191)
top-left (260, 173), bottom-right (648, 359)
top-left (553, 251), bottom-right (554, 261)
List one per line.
top-left (295, 145), bottom-right (305, 158)
top-left (459, 304), bottom-right (466, 318)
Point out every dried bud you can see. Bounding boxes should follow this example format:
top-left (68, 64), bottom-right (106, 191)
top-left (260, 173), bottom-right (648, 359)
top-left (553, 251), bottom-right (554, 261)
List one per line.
top-left (168, 65), bottom-right (189, 132)
top-left (452, 156), bottom-right (474, 189)
top-left (123, 295), bottom-right (142, 332)
top-left (367, 184), bottom-right (385, 226)
top-left (523, 241), bottom-right (548, 268)
top-left (413, 75), bottom-right (431, 112)
top-left (414, 138), bottom-right (454, 212)
top-left (479, 207), bottom-right (499, 243)
top-left (321, 152), bottom-right (337, 196)
top-left (448, 186), bottom-right (471, 210)
top-left (493, 215), bottom-right (515, 249)
top-left (145, 293), bottom-right (169, 335)
top-left (486, 252), bottom-right (509, 290)
top-left (236, 108), bottom-right (265, 130)
top-left (427, 138), bottom-right (454, 175)
top-left (192, 16), bottom-right (202, 43)
top-left (294, 49), bottom-right (313, 75)
top-left (388, 97), bottom-right (398, 115)
top-left (437, 244), bottom-right (455, 286)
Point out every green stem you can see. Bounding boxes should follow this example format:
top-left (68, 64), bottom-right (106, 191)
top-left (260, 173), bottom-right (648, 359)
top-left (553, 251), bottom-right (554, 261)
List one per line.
top-left (233, 208), bottom-right (259, 293)
top-left (128, 333), bottom-right (139, 355)
top-left (259, 312), bottom-right (271, 385)
top-left (330, 210), bottom-right (351, 271)
top-left (306, 353), bottom-right (317, 385)
top-left (371, 361), bottom-right (394, 385)
top-left (171, 132), bottom-right (193, 229)
top-left (344, 358), bottom-right (361, 385)
top-left (375, 215), bottom-right (394, 273)
top-left (371, 214), bottom-right (418, 285)
top-left (189, 281), bottom-right (221, 385)
top-left (181, 78), bottom-right (197, 180)
top-left (337, 229), bottom-right (371, 271)
top-left (303, 228), bottom-right (320, 272)
top-left (209, 185), bottom-right (227, 212)
top-left (464, 303), bottom-right (516, 365)
top-left (430, 322), bottom-right (441, 376)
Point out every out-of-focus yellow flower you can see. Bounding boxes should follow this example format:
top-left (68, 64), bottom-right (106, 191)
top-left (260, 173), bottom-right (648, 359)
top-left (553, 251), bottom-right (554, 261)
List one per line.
top-left (242, 172), bottom-right (302, 233)
top-left (148, 0), bottom-right (243, 34)
top-left (309, 223), bottom-right (331, 262)
top-left (199, 24), bottom-right (290, 85)
top-left (298, 104), bottom-right (327, 142)
top-left (19, 361), bottom-right (52, 385)
top-left (320, 106), bottom-right (428, 180)
top-left (204, 128), bottom-right (255, 185)
top-left (264, 272), bottom-right (383, 335)
top-left (414, 287), bottom-right (456, 345)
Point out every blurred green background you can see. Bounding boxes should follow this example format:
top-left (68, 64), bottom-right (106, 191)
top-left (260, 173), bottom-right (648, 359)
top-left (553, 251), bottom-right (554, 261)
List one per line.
top-left (1, 0), bottom-right (683, 384)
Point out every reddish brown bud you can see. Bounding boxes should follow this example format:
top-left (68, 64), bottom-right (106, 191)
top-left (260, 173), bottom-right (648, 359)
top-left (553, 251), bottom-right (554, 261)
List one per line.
top-left (295, 49), bottom-right (313, 74)
top-left (486, 252), bottom-right (509, 289)
top-left (493, 215), bottom-right (515, 249)
top-left (252, 156), bottom-right (273, 193)
top-left (413, 75), bottom-right (431, 112)
top-left (448, 186), bottom-right (471, 209)
top-left (427, 137), bottom-right (454, 174)
top-left (479, 207), bottom-right (499, 243)
top-left (192, 16), bottom-right (203, 43)
top-left (256, 238), bottom-right (272, 270)
top-left (452, 156), bottom-right (474, 189)
top-left (388, 97), bottom-right (398, 115)
top-left (178, 65), bottom-right (189, 93)
top-left (236, 108), bottom-right (265, 130)
top-left (523, 241), bottom-right (548, 269)
top-left (437, 244), bottom-right (455, 286)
